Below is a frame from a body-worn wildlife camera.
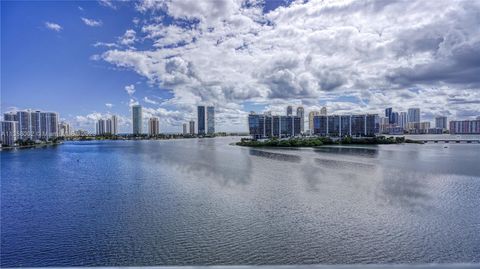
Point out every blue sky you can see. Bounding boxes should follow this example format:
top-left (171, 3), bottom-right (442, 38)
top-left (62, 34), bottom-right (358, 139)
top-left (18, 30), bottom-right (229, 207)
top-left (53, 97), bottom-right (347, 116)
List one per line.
top-left (2, 1), bottom-right (152, 127)
top-left (2, 0), bottom-right (480, 133)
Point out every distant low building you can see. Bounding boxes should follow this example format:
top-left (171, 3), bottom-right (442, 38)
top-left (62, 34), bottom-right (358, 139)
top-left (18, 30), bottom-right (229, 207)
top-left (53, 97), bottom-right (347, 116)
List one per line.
top-left (74, 129), bottom-right (89, 136)
top-left (427, 128), bottom-right (443, 134)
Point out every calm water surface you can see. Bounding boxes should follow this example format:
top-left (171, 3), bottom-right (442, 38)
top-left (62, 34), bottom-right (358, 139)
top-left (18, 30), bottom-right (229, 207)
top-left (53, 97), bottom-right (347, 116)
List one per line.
top-left (1, 137), bottom-right (480, 266)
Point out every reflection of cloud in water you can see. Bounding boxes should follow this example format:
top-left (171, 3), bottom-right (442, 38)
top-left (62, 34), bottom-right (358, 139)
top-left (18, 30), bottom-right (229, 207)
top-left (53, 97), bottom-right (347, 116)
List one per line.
top-left (248, 149), bottom-right (302, 163)
top-left (134, 141), bottom-right (253, 187)
top-left (375, 170), bottom-right (432, 211)
top-left (314, 146), bottom-right (379, 158)
top-left (301, 163), bottom-right (325, 192)
top-left (314, 158), bottom-right (376, 171)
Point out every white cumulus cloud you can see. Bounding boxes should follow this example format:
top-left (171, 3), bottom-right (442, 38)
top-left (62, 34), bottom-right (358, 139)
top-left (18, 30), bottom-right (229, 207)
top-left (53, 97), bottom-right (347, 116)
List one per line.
top-left (81, 17), bottom-right (103, 27)
top-left (45, 22), bottom-right (62, 32)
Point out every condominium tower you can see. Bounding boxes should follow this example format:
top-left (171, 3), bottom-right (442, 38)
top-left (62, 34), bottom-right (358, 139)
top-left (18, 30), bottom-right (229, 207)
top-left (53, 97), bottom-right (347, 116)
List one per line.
top-left (435, 116), bottom-right (448, 130)
top-left (309, 111), bottom-right (320, 133)
top-left (197, 106), bottom-right (215, 135)
top-left (207, 106), bottom-right (215, 135)
top-left (296, 106), bottom-right (305, 133)
top-left (183, 123), bottom-right (188, 135)
top-left (197, 106), bottom-right (206, 135)
top-left (3, 110), bottom-right (58, 141)
top-left (148, 117), bottom-right (160, 136)
top-left (132, 105), bottom-right (143, 135)
top-left (189, 120), bottom-right (195, 135)
top-left (287, 106), bottom-right (293, 116)
top-left (407, 108), bottom-right (420, 123)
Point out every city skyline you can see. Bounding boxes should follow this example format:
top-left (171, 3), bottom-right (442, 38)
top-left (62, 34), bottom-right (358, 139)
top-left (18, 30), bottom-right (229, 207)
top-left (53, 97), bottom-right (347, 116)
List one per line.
top-left (3, 104), bottom-right (478, 135)
top-left (2, 0), bottom-right (480, 133)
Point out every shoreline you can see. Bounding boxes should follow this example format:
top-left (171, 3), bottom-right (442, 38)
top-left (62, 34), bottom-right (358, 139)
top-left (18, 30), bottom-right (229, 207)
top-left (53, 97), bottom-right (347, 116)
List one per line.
top-left (235, 136), bottom-right (424, 148)
top-left (0, 142), bottom-right (63, 151)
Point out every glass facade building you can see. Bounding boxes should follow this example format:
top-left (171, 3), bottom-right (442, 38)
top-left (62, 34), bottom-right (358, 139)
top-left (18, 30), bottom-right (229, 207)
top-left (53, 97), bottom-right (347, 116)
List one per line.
top-left (313, 114), bottom-right (378, 137)
top-left (207, 106), bottom-right (215, 135)
top-left (408, 108), bottom-right (420, 123)
top-left (197, 106), bottom-right (206, 135)
top-left (248, 113), bottom-right (302, 139)
top-left (132, 105), bottom-right (143, 135)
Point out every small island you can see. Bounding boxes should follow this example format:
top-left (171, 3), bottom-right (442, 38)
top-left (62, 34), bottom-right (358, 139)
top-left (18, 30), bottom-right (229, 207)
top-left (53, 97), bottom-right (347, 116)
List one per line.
top-left (236, 136), bottom-right (423, 148)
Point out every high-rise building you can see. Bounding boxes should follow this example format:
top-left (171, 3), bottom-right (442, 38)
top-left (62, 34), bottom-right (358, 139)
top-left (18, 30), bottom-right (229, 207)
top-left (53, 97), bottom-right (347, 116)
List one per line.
top-left (96, 119), bottom-right (106, 135)
top-left (248, 113), bottom-right (301, 139)
top-left (296, 106), bottom-right (304, 133)
top-left (111, 115), bottom-right (118, 135)
top-left (58, 122), bottom-right (71, 137)
top-left (379, 117), bottom-right (389, 133)
top-left (197, 106), bottom-right (206, 135)
top-left (30, 110), bottom-right (41, 140)
top-left (435, 116), bottom-right (447, 130)
top-left (398, 112), bottom-right (408, 130)
top-left (40, 112), bottom-right (58, 140)
top-left (3, 112), bottom-right (17, 121)
top-left (308, 111), bottom-right (320, 133)
top-left (449, 119), bottom-right (480, 134)
top-left (391, 112), bottom-right (398, 125)
top-left (385, 108), bottom-right (393, 124)
top-left (148, 117), bottom-right (160, 136)
top-left (132, 105), bottom-right (143, 135)
top-left (286, 106), bottom-right (293, 116)
top-left (207, 106), bottom-right (215, 135)
top-left (17, 111), bottom-right (31, 140)
top-left (97, 116), bottom-right (117, 136)
top-left (0, 121), bottom-right (19, 146)
top-left (183, 123), bottom-right (188, 135)
top-left (312, 114), bottom-right (379, 137)
top-left (189, 120), bottom-right (195, 135)
top-left (3, 110), bottom-right (58, 141)
top-left (106, 118), bottom-right (113, 134)
top-left (407, 108), bottom-right (420, 123)
top-left (320, 107), bottom-right (327, 116)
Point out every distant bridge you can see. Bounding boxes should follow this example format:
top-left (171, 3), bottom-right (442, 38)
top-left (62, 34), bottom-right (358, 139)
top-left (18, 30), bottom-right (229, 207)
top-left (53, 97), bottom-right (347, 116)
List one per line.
top-left (412, 139), bottom-right (480, 144)
top-left (11, 264), bottom-right (480, 269)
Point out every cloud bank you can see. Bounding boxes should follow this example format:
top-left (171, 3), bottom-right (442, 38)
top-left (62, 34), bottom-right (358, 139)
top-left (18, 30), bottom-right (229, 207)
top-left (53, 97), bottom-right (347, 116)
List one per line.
top-left (93, 0), bottom-right (480, 132)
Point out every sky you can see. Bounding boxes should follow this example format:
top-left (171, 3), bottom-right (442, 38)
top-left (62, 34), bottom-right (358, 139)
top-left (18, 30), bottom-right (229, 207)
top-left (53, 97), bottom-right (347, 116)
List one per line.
top-left (2, 0), bottom-right (480, 133)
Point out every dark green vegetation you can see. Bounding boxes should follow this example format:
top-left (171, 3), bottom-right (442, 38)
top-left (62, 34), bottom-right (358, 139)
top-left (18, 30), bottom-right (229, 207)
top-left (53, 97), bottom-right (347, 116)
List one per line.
top-left (1, 138), bottom-right (62, 149)
top-left (236, 136), bottom-right (423, 147)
